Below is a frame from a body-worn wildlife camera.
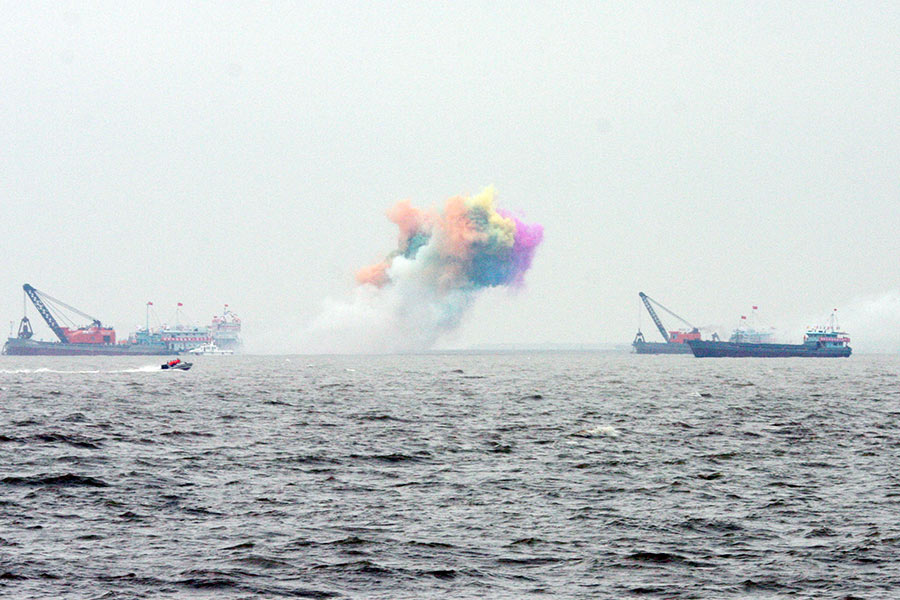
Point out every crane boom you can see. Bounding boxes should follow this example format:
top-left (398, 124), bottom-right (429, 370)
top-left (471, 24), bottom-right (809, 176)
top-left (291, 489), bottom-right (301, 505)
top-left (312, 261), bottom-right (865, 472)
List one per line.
top-left (644, 293), bottom-right (697, 330)
top-left (639, 292), bottom-right (672, 342)
top-left (639, 292), bottom-right (699, 343)
top-left (23, 284), bottom-right (69, 343)
top-left (28, 286), bottom-right (102, 326)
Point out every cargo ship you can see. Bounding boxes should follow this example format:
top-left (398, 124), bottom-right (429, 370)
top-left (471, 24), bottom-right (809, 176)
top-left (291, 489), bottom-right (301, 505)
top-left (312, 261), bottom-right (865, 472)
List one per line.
top-left (688, 311), bottom-right (851, 358)
top-left (2, 284), bottom-right (241, 356)
top-left (632, 292), bottom-right (713, 354)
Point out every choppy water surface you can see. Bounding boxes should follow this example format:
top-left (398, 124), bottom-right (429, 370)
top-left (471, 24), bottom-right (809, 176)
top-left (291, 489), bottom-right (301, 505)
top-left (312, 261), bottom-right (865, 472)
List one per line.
top-left (2, 353), bottom-right (899, 599)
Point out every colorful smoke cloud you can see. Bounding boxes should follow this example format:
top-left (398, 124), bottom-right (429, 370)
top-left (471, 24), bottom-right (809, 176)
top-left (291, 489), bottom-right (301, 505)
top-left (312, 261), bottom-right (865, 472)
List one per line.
top-left (309, 187), bottom-right (543, 352)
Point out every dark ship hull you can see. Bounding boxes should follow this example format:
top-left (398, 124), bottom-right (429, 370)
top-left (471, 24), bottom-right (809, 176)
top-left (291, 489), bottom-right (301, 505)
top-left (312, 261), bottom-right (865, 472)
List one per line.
top-left (633, 341), bottom-right (693, 354)
top-left (688, 340), bottom-right (852, 358)
top-left (3, 338), bottom-right (170, 356)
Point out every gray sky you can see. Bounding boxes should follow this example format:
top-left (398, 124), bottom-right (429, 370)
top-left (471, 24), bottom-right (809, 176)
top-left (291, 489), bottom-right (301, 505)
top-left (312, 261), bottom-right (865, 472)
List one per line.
top-left (2, 2), bottom-right (899, 353)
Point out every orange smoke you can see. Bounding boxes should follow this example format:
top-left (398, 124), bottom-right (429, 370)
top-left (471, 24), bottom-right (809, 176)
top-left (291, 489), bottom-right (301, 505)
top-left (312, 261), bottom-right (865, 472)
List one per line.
top-left (356, 262), bottom-right (390, 287)
top-left (438, 196), bottom-right (478, 259)
top-left (387, 200), bottom-right (428, 253)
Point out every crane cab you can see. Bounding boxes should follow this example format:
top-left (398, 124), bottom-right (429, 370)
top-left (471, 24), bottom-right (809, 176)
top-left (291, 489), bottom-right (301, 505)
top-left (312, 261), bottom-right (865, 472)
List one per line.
top-left (669, 329), bottom-right (701, 344)
top-left (62, 326), bottom-right (116, 344)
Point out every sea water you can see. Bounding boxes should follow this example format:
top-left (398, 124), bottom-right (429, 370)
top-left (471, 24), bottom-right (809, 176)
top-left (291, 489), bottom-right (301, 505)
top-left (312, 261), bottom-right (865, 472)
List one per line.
top-left (2, 353), bottom-right (899, 598)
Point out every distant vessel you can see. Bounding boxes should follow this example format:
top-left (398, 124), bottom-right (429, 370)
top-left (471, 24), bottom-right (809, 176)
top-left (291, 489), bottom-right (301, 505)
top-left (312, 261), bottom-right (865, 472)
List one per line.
top-left (2, 284), bottom-right (242, 356)
top-left (3, 284), bottom-right (169, 356)
top-left (688, 310), bottom-right (851, 358)
top-left (632, 292), bottom-right (712, 354)
top-left (126, 304), bottom-right (242, 353)
top-left (209, 305), bottom-right (242, 352)
top-left (188, 342), bottom-right (233, 355)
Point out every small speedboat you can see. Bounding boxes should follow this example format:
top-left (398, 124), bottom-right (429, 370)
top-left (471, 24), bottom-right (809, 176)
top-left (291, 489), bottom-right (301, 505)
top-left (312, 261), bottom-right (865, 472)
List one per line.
top-left (161, 359), bottom-right (192, 370)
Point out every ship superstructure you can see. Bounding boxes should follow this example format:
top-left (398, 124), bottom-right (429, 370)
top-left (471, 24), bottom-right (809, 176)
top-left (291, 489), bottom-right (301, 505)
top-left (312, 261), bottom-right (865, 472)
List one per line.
top-left (127, 303), bottom-right (241, 353)
top-left (126, 326), bottom-right (212, 353)
top-left (210, 305), bottom-right (242, 351)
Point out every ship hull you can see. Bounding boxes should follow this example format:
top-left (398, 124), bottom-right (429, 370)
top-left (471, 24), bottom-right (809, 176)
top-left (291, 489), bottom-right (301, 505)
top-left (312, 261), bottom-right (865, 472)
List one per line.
top-left (688, 340), bottom-right (851, 358)
top-left (633, 341), bottom-right (693, 354)
top-left (3, 338), bottom-right (170, 356)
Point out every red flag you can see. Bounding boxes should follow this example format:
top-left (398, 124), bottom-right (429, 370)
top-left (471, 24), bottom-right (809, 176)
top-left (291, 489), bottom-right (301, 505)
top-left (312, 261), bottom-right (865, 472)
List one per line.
top-left (741, 315), bottom-right (747, 320)
top-left (177, 302), bottom-right (183, 307)
top-left (147, 301), bottom-right (153, 306)
top-left (752, 305), bottom-right (758, 310)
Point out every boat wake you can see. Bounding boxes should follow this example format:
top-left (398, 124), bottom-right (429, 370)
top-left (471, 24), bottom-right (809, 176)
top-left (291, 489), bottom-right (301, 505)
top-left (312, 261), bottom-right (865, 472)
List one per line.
top-left (119, 365), bottom-right (162, 373)
top-left (0, 365), bottom-right (162, 374)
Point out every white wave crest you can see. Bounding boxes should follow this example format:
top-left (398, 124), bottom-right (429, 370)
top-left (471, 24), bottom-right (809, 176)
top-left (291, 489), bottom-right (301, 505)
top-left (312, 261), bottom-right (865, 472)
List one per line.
top-left (572, 425), bottom-right (620, 438)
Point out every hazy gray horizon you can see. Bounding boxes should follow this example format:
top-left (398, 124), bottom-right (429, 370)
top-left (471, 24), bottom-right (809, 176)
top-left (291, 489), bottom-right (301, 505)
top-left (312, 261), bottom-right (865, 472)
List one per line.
top-left (2, 3), bottom-right (898, 353)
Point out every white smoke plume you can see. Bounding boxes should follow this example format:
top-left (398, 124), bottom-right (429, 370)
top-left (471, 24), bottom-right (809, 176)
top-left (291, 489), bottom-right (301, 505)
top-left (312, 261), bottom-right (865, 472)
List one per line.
top-left (304, 265), bottom-right (475, 354)
top-left (839, 290), bottom-right (900, 353)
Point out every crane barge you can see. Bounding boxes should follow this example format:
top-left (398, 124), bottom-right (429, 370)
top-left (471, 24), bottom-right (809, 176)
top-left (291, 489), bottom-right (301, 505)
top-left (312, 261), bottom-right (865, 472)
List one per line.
top-left (3, 284), bottom-right (169, 356)
top-left (3, 284), bottom-right (241, 356)
top-left (632, 292), bottom-right (706, 354)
